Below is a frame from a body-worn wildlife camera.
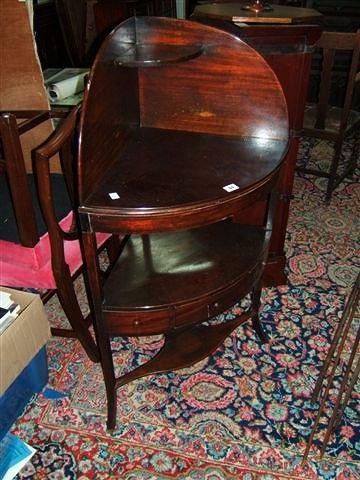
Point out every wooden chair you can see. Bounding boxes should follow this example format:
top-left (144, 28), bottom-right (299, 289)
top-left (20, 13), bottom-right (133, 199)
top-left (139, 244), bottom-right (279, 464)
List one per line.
top-left (77, 17), bottom-right (289, 429)
top-left (0, 108), bottom-right (116, 362)
top-left (298, 30), bottom-right (360, 202)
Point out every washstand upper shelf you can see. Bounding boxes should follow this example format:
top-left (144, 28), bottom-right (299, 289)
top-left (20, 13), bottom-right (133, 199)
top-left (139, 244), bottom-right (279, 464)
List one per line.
top-left (113, 43), bottom-right (204, 67)
top-left (78, 16), bottom-right (289, 222)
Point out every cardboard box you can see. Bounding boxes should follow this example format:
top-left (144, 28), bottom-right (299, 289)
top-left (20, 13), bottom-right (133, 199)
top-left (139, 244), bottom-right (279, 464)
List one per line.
top-left (0, 287), bottom-right (51, 395)
top-left (0, 347), bottom-right (48, 439)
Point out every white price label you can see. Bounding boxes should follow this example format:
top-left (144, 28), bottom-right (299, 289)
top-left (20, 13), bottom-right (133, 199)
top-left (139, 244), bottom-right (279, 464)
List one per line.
top-left (109, 192), bottom-right (120, 200)
top-left (223, 183), bottom-right (239, 192)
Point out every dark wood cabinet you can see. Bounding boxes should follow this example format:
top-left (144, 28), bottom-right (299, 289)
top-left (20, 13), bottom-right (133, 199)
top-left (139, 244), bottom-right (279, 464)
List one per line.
top-left (33, 1), bottom-right (70, 69)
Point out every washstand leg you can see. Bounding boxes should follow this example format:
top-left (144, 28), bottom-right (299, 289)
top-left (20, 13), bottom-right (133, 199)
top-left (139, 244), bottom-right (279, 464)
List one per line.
top-left (82, 231), bottom-right (118, 430)
top-left (104, 342), bottom-right (117, 431)
top-left (251, 282), bottom-right (268, 343)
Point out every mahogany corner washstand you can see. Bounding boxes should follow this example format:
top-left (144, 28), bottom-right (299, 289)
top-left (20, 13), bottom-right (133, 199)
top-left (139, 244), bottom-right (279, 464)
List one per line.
top-left (78, 16), bottom-right (289, 429)
top-left (192, 4), bottom-right (322, 285)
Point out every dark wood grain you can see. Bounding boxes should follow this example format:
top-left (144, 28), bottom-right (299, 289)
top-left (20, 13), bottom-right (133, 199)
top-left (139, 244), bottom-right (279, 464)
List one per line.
top-left (78, 17), bottom-right (289, 429)
top-left (79, 16), bottom-right (289, 203)
top-left (113, 311), bottom-right (255, 391)
top-left (136, 17), bottom-right (288, 139)
top-left (80, 127), bottom-right (287, 233)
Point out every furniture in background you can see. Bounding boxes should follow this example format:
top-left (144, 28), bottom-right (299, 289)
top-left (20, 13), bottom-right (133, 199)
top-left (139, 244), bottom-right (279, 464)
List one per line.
top-left (77, 16), bottom-right (289, 429)
top-left (33, 0), bottom-right (100, 68)
top-left (33, 0), bottom-right (178, 71)
top-left (302, 272), bottom-right (360, 464)
top-left (33, 0), bottom-right (71, 69)
top-left (154, 0), bottom-right (177, 16)
top-left (92, 0), bottom-right (176, 43)
top-left (93, 0), bottom-right (154, 42)
top-left (192, 4), bottom-right (322, 285)
top-left (272, 0), bottom-right (309, 5)
top-left (298, 30), bottom-right (360, 201)
top-left (0, 109), bottom-right (115, 362)
top-left (54, 0), bottom-right (89, 66)
top-left (277, 1), bottom-right (360, 104)
top-left (188, 0), bottom-right (307, 16)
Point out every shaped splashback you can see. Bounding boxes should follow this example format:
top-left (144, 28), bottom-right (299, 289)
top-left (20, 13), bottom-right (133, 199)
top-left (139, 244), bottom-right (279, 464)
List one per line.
top-left (78, 17), bottom-right (288, 201)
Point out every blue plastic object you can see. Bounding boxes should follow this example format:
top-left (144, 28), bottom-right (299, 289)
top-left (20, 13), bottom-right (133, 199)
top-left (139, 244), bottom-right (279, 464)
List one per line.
top-left (42, 387), bottom-right (67, 399)
top-left (0, 432), bottom-right (35, 479)
top-left (0, 347), bottom-right (48, 440)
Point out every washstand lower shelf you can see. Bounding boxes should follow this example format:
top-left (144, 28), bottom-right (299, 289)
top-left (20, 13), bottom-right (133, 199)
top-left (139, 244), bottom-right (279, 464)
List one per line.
top-left (103, 221), bottom-right (267, 335)
top-left (100, 220), bottom-right (269, 427)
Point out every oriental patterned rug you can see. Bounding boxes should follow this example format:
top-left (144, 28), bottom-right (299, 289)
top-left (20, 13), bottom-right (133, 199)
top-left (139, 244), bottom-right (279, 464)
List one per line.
top-left (12, 138), bottom-right (360, 479)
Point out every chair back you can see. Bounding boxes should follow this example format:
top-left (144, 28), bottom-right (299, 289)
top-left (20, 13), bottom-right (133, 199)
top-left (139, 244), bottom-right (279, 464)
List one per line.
top-left (299, 29), bottom-right (360, 202)
top-left (313, 30), bottom-right (360, 134)
top-left (0, 109), bottom-right (76, 286)
top-left (0, 112), bottom-right (50, 247)
top-left (0, 108), bottom-right (113, 362)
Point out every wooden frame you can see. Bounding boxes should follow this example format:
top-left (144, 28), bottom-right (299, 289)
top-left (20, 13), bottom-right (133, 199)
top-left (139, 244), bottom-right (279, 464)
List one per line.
top-left (299, 30), bottom-right (360, 201)
top-left (77, 17), bottom-right (289, 429)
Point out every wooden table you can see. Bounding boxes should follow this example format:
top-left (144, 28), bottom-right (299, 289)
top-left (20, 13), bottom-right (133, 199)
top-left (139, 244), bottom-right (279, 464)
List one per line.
top-left (78, 16), bottom-right (290, 428)
top-left (192, 4), bottom-right (322, 285)
top-left (193, 3), bottom-right (323, 24)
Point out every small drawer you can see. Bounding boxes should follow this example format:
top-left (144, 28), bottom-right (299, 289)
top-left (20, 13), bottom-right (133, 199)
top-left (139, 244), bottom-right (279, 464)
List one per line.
top-left (104, 309), bottom-right (173, 336)
top-left (206, 273), bottom-right (258, 319)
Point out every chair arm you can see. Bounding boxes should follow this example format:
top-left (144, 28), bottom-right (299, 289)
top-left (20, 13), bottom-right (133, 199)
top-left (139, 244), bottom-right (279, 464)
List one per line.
top-left (35, 106), bottom-right (80, 161)
top-left (33, 106), bottom-right (81, 242)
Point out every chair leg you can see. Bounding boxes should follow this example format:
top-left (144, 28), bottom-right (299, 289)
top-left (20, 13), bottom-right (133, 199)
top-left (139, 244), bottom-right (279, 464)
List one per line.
top-left (51, 230), bottom-right (124, 362)
top-left (53, 265), bottom-right (100, 363)
top-left (82, 231), bottom-right (118, 430)
top-left (325, 141), bottom-right (342, 202)
top-left (103, 340), bottom-right (118, 431)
